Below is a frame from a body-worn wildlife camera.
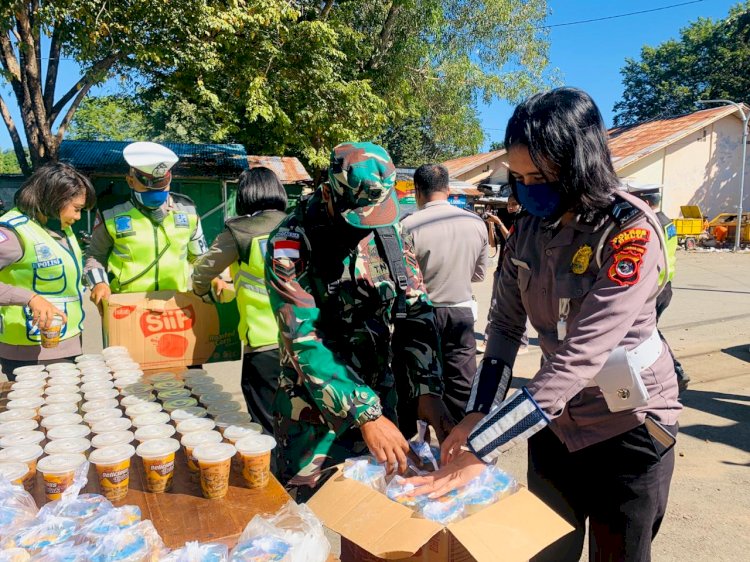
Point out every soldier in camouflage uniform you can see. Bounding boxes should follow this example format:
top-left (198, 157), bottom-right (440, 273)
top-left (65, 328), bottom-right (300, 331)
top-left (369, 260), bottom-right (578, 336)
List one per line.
top-left (265, 142), bottom-right (449, 498)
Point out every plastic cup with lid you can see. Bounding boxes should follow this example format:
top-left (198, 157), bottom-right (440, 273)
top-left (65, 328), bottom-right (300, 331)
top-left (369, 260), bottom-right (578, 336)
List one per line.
top-left (12, 364), bottom-right (47, 376)
top-left (221, 423), bottom-right (263, 445)
top-left (125, 402), bottom-right (162, 419)
top-left (45, 384), bottom-right (81, 396)
top-left (214, 411), bottom-right (253, 434)
top-left (121, 382), bottom-right (153, 395)
top-left (157, 389), bottom-right (191, 402)
top-left (47, 424), bottom-right (91, 441)
top-left (134, 424), bottom-right (176, 442)
top-left (45, 362), bottom-right (78, 372)
top-left (107, 358), bottom-right (140, 369)
top-left (235, 434), bottom-right (277, 489)
top-left (84, 389), bottom-right (119, 402)
top-left (76, 363), bottom-right (109, 373)
top-left (0, 408), bottom-right (37, 423)
top-left (170, 406), bottom-right (208, 423)
top-left (149, 372), bottom-right (178, 383)
top-left (37, 453), bottom-right (87, 500)
top-left (7, 388), bottom-right (43, 401)
top-left (44, 437), bottom-right (91, 456)
top-left (84, 409), bottom-right (124, 426)
top-left (41, 412), bottom-right (83, 430)
top-left (46, 374), bottom-right (80, 386)
top-left (163, 398), bottom-right (198, 413)
top-left (0, 419), bottom-right (39, 437)
top-left (10, 379), bottom-right (45, 391)
top-left (0, 444), bottom-right (43, 492)
top-left (75, 353), bottom-right (105, 363)
top-left (39, 403), bottom-right (78, 418)
top-left (181, 430), bottom-right (223, 479)
top-left (207, 402), bottom-right (242, 417)
top-left (90, 416), bottom-right (132, 434)
top-left (132, 412), bottom-right (171, 428)
top-left (198, 392), bottom-right (233, 406)
top-left (183, 375), bottom-right (215, 389)
top-left (44, 393), bottom-right (82, 406)
top-left (193, 442), bottom-right (237, 499)
top-left (113, 369), bottom-right (144, 379)
top-left (152, 380), bottom-right (184, 392)
top-left (176, 417), bottom-right (215, 437)
top-left (81, 380), bottom-right (115, 393)
top-left (181, 368), bottom-right (209, 378)
top-left (0, 430), bottom-right (45, 448)
top-left (120, 393), bottom-right (156, 408)
top-left (0, 462), bottom-right (29, 487)
top-left (91, 430), bottom-right (135, 449)
top-left (189, 383), bottom-right (223, 395)
top-left (102, 345), bottom-right (129, 357)
top-left (80, 399), bottom-right (120, 413)
top-left (89, 443), bottom-right (136, 502)
top-left (81, 373), bottom-right (114, 385)
top-left (135, 438), bottom-right (180, 493)
top-left (13, 371), bottom-right (48, 383)
top-left (113, 376), bottom-right (143, 389)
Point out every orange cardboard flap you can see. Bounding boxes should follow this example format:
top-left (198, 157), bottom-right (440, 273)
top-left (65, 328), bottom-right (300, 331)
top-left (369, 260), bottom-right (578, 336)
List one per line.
top-left (447, 488), bottom-right (574, 562)
top-left (308, 472), bottom-right (441, 559)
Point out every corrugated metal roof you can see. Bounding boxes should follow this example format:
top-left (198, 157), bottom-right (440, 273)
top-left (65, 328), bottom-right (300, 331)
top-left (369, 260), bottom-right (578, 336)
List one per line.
top-left (59, 140), bottom-right (249, 178)
top-left (442, 149), bottom-right (506, 178)
top-left (608, 106), bottom-right (743, 170)
top-left (247, 155), bottom-right (312, 184)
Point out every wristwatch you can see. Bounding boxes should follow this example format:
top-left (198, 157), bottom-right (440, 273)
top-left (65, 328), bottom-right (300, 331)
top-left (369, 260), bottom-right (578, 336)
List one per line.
top-left (357, 402), bottom-right (383, 426)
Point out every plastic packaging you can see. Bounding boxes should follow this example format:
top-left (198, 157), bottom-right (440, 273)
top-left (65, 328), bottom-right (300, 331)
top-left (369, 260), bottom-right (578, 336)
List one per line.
top-left (0, 445), bottom-right (44, 491)
top-left (3, 515), bottom-right (77, 552)
top-left (342, 456), bottom-right (387, 493)
top-left (88, 520), bottom-right (166, 562)
top-left (0, 474), bottom-right (38, 540)
top-left (78, 505), bottom-right (142, 543)
top-left (385, 476), bottom-right (429, 509)
top-left (408, 420), bottom-right (439, 472)
top-left (36, 456), bottom-right (89, 503)
top-left (0, 547), bottom-right (31, 561)
top-left (232, 501), bottom-right (330, 562)
top-left (163, 541), bottom-right (229, 562)
top-left (27, 541), bottom-right (94, 561)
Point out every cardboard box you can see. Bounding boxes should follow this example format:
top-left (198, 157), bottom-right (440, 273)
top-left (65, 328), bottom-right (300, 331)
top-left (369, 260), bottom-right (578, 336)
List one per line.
top-left (103, 291), bottom-right (241, 370)
top-left (308, 469), bottom-right (573, 562)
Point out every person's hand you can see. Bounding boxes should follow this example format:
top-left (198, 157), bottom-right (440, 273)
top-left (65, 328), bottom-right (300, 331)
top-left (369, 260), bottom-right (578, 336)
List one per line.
top-left (27, 295), bottom-right (66, 330)
top-left (440, 412), bottom-right (485, 464)
top-left (485, 215), bottom-right (504, 227)
top-left (405, 450), bottom-right (487, 499)
top-left (89, 283), bottom-right (111, 315)
top-left (417, 394), bottom-right (455, 444)
top-left (211, 277), bottom-right (229, 297)
top-left (360, 415), bottom-right (410, 475)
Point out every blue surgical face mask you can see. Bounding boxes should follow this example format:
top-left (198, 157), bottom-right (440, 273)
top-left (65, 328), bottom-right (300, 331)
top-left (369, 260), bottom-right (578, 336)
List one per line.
top-left (133, 189), bottom-right (169, 208)
top-left (514, 181), bottom-right (564, 218)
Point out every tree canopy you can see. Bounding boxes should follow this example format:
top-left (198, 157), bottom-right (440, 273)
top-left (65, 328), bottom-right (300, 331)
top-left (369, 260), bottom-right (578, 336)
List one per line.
top-left (614, 2), bottom-right (750, 126)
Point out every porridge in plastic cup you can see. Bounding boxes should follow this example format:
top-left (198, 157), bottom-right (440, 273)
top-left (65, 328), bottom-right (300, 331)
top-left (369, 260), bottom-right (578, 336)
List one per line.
top-left (0, 408), bottom-right (37, 423)
top-left (235, 434), bottom-right (277, 489)
top-left (0, 444), bottom-right (43, 491)
top-left (91, 430), bottom-right (135, 449)
top-left (0, 419), bottom-right (39, 437)
top-left (170, 407), bottom-right (208, 423)
top-left (131, 412), bottom-right (171, 428)
top-left (134, 424), bottom-right (176, 442)
top-left (46, 424), bottom-right (90, 441)
top-left (181, 430), bottom-right (222, 480)
top-left (84, 409), bottom-right (123, 426)
top-left (175, 418), bottom-right (215, 437)
top-left (125, 402), bottom-right (162, 419)
top-left (136, 438), bottom-right (180, 493)
top-left (90, 416), bottom-right (132, 434)
top-left (39, 314), bottom-right (64, 348)
top-left (0, 431), bottom-right (45, 448)
top-left (0, 462), bottom-right (28, 486)
top-left (89, 443), bottom-right (136, 502)
top-left (223, 423), bottom-right (263, 472)
top-left (44, 437), bottom-right (91, 456)
top-left (37, 453), bottom-right (86, 500)
top-left (214, 412), bottom-right (253, 435)
top-left (193, 442), bottom-right (236, 499)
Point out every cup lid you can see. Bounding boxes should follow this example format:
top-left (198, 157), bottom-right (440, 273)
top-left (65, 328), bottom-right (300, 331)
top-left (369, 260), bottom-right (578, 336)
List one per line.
top-left (163, 398), bottom-right (198, 412)
top-left (176, 418), bottom-right (215, 434)
top-left (0, 409), bottom-right (37, 422)
top-left (44, 437), bottom-right (91, 455)
top-left (47, 424), bottom-right (91, 441)
top-left (13, 372), bottom-right (48, 383)
top-left (222, 423), bottom-right (263, 442)
top-left (76, 353), bottom-right (105, 363)
top-left (84, 409), bottom-right (123, 425)
top-left (89, 443), bottom-right (135, 465)
top-left (149, 372), bottom-right (178, 382)
top-left (170, 407), bottom-right (208, 422)
top-left (80, 372), bottom-right (113, 381)
top-left (153, 381), bottom-right (184, 391)
top-left (47, 369), bottom-right (80, 378)
top-left (113, 376), bottom-right (143, 389)
top-left (192, 442), bottom-right (236, 463)
top-left (235, 434), bottom-right (277, 455)
top-left (183, 376), bottom-right (214, 389)
top-left (84, 389), bottom-right (119, 402)
top-left (189, 383), bottom-right (223, 395)
top-left (135, 424), bottom-right (176, 442)
top-left (125, 402), bottom-right (162, 417)
top-left (132, 412), bottom-right (171, 428)
top-left (12, 365), bottom-right (47, 375)
top-left (81, 399), bottom-right (119, 413)
top-left (157, 389), bottom-right (191, 401)
top-left (136, 437), bottom-right (180, 458)
top-left (181, 369), bottom-right (209, 378)
top-left (0, 444), bottom-right (43, 463)
top-left (91, 416), bottom-right (132, 434)
top-left (7, 389), bottom-right (43, 401)
top-left (7, 397), bottom-right (45, 410)
top-left (107, 359), bottom-right (140, 369)
top-left (41, 413), bottom-right (84, 429)
top-left (0, 431), bottom-right (45, 448)
top-left (0, 419), bottom-right (38, 436)
top-left (121, 382), bottom-right (153, 395)
top-left (114, 369), bottom-right (145, 378)
top-left (199, 392), bottom-right (233, 405)
top-left (10, 379), bottom-right (46, 390)
top-left (81, 381), bottom-right (115, 393)
top-left (45, 362), bottom-right (78, 372)
top-left (0, 462), bottom-right (29, 482)
top-left (39, 403), bottom-right (78, 417)
top-left (44, 393), bottom-right (81, 405)
top-left (181, 430), bottom-right (222, 448)
top-left (214, 412), bottom-right (253, 428)
top-left (37, 453), bottom-right (87, 474)
top-left (207, 402), bottom-right (242, 415)
top-left (120, 394), bottom-right (156, 407)
top-left (45, 385), bottom-right (81, 396)
top-left (91, 430), bottom-right (135, 449)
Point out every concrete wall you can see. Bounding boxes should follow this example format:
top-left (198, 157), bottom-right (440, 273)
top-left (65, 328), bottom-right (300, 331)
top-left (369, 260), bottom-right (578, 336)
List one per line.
top-left (618, 115), bottom-right (750, 220)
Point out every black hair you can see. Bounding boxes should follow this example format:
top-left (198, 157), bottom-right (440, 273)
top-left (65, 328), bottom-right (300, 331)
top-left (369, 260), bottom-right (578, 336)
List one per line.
top-left (15, 162), bottom-right (96, 220)
top-left (235, 167), bottom-right (287, 216)
top-left (413, 164), bottom-right (450, 196)
top-left (637, 193), bottom-right (661, 209)
top-left (504, 87), bottom-right (620, 214)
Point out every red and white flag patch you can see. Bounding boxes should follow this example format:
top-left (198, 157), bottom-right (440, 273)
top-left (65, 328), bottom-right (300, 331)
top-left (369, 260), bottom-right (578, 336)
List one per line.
top-left (274, 240), bottom-right (300, 259)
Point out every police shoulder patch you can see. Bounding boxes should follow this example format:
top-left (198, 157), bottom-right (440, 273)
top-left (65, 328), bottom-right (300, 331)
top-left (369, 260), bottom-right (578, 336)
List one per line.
top-left (173, 212), bottom-right (189, 228)
top-left (610, 227), bottom-right (650, 251)
top-left (608, 251), bottom-right (643, 286)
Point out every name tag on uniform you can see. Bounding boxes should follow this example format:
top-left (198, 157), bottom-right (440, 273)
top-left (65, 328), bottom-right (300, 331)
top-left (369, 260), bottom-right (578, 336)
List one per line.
top-left (114, 215), bottom-right (135, 238)
top-left (174, 213), bottom-right (189, 228)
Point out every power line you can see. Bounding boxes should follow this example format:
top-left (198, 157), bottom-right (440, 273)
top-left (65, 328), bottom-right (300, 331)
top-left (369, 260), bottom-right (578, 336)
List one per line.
top-left (539, 0), bottom-right (707, 29)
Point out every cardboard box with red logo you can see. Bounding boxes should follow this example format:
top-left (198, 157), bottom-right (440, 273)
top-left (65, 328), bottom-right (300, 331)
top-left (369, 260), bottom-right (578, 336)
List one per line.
top-left (103, 291), bottom-right (241, 370)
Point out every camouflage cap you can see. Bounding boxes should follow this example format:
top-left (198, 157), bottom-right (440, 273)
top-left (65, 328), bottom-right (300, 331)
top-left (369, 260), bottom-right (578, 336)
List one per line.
top-left (328, 142), bottom-right (398, 229)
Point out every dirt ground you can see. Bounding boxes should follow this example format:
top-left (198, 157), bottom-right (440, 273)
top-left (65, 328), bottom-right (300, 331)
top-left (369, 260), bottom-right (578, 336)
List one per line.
top-left (11, 250), bottom-right (747, 561)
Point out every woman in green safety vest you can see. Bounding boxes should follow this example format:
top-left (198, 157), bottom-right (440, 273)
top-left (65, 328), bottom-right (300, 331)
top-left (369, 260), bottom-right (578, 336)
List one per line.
top-left (0, 163), bottom-right (96, 380)
top-left (191, 167), bottom-right (288, 434)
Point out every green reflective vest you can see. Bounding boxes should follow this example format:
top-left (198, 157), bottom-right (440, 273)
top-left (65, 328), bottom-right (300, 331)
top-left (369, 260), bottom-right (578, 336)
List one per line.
top-left (658, 213), bottom-right (678, 284)
top-left (0, 209), bottom-right (84, 345)
top-left (226, 211), bottom-right (286, 349)
top-left (103, 200), bottom-right (198, 293)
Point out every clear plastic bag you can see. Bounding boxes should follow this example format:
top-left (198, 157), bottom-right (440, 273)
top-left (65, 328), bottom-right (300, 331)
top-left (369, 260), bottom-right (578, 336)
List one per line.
top-left (0, 547), bottom-right (31, 562)
top-left (232, 501), bottom-right (330, 562)
top-left (2, 515), bottom-right (77, 552)
top-left (408, 421), bottom-right (439, 472)
top-left (162, 541), bottom-right (229, 562)
top-left (29, 541), bottom-right (95, 561)
top-left (342, 456), bottom-right (387, 492)
top-left (77, 505), bottom-right (142, 543)
top-left (37, 462), bottom-right (113, 527)
top-left (88, 520), bottom-right (167, 562)
top-left (385, 476), bottom-right (428, 509)
top-left (0, 474), bottom-right (38, 541)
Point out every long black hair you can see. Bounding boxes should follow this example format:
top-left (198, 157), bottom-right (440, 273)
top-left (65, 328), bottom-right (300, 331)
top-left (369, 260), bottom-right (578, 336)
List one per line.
top-left (504, 87), bottom-right (619, 214)
top-left (235, 167), bottom-right (287, 216)
top-left (15, 162), bottom-right (96, 220)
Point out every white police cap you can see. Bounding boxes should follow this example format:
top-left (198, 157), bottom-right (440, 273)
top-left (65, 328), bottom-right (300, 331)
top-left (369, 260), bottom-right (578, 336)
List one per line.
top-left (123, 142), bottom-right (178, 180)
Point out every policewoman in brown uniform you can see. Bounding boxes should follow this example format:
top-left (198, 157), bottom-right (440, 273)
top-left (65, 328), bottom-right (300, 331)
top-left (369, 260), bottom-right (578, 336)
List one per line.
top-left (408, 88), bottom-right (682, 562)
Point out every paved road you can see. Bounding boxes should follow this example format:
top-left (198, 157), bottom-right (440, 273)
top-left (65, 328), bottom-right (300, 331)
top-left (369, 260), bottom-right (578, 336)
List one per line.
top-left (15, 250), bottom-right (750, 560)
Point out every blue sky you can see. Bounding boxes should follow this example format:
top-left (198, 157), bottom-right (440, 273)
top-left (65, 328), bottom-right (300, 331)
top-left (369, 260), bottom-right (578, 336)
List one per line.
top-left (478, 0), bottom-right (741, 150)
top-left (0, 0), bottom-right (742, 152)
